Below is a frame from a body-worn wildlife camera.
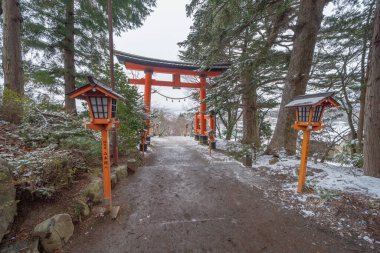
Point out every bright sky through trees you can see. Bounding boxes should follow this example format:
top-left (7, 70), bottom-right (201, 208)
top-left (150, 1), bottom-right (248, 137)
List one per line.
top-left (115, 0), bottom-right (194, 114)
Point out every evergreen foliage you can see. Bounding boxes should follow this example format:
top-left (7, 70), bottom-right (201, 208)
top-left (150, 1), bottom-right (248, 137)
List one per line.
top-left (21, 0), bottom-right (156, 87)
top-left (180, 0), bottom-right (295, 146)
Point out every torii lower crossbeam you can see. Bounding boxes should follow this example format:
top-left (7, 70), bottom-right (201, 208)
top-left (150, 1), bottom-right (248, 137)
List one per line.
top-left (129, 78), bottom-right (201, 89)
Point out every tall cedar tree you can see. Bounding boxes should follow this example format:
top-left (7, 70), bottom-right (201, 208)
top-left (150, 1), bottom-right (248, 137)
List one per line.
top-left (63, 0), bottom-right (75, 113)
top-left (266, 0), bottom-right (328, 155)
top-left (22, 0), bottom-right (155, 112)
top-left (310, 1), bottom-right (374, 155)
top-left (181, 0), bottom-right (294, 148)
top-left (1, 0), bottom-right (25, 124)
top-left (364, 0), bottom-right (380, 178)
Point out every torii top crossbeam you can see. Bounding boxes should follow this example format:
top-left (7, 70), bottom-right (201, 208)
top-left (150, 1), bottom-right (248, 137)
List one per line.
top-left (115, 50), bottom-right (229, 139)
top-left (115, 50), bottom-right (229, 76)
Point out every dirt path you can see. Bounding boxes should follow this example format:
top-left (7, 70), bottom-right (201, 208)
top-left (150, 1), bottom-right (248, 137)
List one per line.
top-left (66, 137), bottom-right (370, 253)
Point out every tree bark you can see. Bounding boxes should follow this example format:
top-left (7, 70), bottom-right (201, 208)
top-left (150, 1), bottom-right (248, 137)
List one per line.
top-left (240, 1), bottom-right (291, 149)
top-left (363, 0), bottom-right (380, 178)
top-left (108, 0), bottom-right (118, 165)
top-left (266, 0), bottom-right (327, 155)
top-left (358, 3), bottom-right (374, 152)
top-left (357, 70), bottom-right (368, 153)
top-left (241, 66), bottom-right (260, 149)
top-left (1, 0), bottom-right (24, 124)
top-left (63, 0), bottom-right (77, 114)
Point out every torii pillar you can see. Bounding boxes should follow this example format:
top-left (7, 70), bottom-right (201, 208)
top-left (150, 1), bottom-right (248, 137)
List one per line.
top-left (199, 74), bottom-right (208, 144)
top-left (144, 69), bottom-right (153, 142)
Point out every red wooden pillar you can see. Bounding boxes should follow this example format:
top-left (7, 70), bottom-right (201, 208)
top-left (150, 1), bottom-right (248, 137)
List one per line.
top-left (194, 112), bottom-right (199, 134)
top-left (199, 74), bottom-right (207, 136)
top-left (144, 69), bottom-right (153, 135)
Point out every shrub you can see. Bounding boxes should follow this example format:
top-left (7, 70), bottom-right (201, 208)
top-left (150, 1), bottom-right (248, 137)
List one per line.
top-left (61, 136), bottom-right (101, 164)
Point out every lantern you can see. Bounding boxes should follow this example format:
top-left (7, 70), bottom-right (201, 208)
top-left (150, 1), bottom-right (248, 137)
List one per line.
top-left (285, 92), bottom-right (340, 193)
top-left (67, 76), bottom-right (125, 217)
top-left (68, 76), bottom-right (124, 129)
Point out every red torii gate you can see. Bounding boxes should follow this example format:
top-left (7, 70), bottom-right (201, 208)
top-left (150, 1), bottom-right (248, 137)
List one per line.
top-left (115, 51), bottom-right (228, 148)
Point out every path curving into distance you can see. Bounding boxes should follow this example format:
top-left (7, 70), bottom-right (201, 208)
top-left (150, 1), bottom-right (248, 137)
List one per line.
top-left (66, 136), bottom-right (369, 253)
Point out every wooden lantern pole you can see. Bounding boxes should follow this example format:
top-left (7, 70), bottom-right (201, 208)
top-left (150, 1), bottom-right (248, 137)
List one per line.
top-left (101, 128), bottom-right (112, 209)
top-left (297, 129), bottom-right (311, 192)
top-left (296, 107), bottom-right (314, 193)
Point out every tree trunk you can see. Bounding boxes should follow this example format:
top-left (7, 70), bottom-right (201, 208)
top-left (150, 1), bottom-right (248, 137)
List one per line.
top-left (358, 3), bottom-right (374, 153)
top-left (363, 0), bottom-right (380, 178)
top-left (357, 74), bottom-right (367, 153)
top-left (266, 0), bottom-right (327, 155)
top-left (63, 0), bottom-right (77, 114)
top-left (1, 0), bottom-right (24, 124)
top-left (341, 78), bottom-right (358, 154)
top-left (218, 110), bottom-right (234, 141)
top-left (241, 66), bottom-right (260, 149)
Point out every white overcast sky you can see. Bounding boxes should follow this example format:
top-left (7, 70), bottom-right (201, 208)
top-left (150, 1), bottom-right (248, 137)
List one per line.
top-left (114, 0), bottom-right (198, 114)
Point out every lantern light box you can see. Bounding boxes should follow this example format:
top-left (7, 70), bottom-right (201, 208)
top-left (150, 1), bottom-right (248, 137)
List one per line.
top-left (285, 92), bottom-right (340, 130)
top-left (67, 76), bottom-right (125, 129)
top-left (285, 92), bottom-right (340, 193)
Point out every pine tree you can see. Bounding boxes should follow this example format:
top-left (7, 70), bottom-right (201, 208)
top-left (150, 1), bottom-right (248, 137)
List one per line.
top-left (1, 0), bottom-right (25, 124)
top-left (266, 0), bottom-right (328, 155)
top-left (299, 0), bottom-right (375, 158)
top-left (363, 0), bottom-right (380, 178)
top-left (21, 0), bottom-right (156, 112)
top-left (180, 0), bottom-right (294, 149)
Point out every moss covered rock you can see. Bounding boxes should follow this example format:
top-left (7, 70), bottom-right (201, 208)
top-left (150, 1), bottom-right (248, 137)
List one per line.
top-left (114, 165), bottom-right (128, 181)
top-left (32, 213), bottom-right (74, 253)
top-left (82, 177), bottom-right (103, 204)
top-left (0, 159), bottom-right (17, 243)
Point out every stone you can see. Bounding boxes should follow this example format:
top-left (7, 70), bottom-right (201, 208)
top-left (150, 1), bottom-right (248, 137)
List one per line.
top-left (242, 155), bottom-right (252, 167)
top-left (83, 177), bottom-right (103, 203)
top-left (0, 159), bottom-right (17, 244)
top-left (114, 165), bottom-right (128, 181)
top-left (269, 157), bottom-right (280, 165)
top-left (258, 166), bottom-right (271, 170)
top-left (127, 159), bottom-right (138, 173)
top-left (29, 238), bottom-right (40, 253)
top-left (32, 214), bottom-right (74, 253)
top-left (110, 206), bottom-right (120, 220)
top-left (111, 173), bottom-right (118, 189)
top-left (0, 238), bottom-right (40, 253)
top-left (73, 198), bottom-right (90, 217)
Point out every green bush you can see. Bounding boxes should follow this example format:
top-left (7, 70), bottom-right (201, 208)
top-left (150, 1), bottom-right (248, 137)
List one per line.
top-left (61, 136), bottom-right (101, 164)
top-left (0, 88), bottom-right (29, 124)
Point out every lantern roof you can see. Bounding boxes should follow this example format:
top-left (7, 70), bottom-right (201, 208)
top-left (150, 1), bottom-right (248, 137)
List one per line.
top-left (285, 92), bottom-right (340, 108)
top-left (67, 76), bottom-right (125, 101)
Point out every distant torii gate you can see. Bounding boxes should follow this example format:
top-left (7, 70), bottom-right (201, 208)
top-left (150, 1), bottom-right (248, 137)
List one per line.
top-left (115, 51), bottom-right (228, 148)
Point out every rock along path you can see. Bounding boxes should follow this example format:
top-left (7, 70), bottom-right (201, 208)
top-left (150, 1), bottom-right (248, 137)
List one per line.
top-left (66, 136), bottom-right (369, 253)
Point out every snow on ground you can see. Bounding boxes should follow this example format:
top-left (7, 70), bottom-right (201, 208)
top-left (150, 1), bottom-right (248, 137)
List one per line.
top-left (255, 155), bottom-right (380, 199)
top-left (215, 138), bottom-right (380, 199)
top-left (153, 136), bottom-right (380, 247)
top-left (193, 137), bottom-right (380, 247)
